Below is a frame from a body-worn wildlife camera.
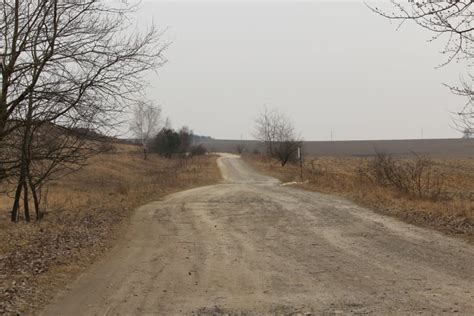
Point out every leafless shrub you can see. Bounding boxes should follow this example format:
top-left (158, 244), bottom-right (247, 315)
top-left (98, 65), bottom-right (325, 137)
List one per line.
top-left (364, 152), bottom-right (446, 201)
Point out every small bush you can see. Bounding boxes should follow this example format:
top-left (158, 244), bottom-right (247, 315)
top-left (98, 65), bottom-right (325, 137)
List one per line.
top-left (190, 144), bottom-right (207, 156)
top-left (150, 127), bottom-right (193, 158)
top-left (365, 152), bottom-right (446, 201)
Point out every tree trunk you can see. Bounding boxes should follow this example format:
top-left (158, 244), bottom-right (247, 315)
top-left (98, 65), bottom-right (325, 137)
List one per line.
top-left (0, 101), bottom-right (7, 140)
top-left (28, 176), bottom-right (41, 220)
top-left (23, 177), bottom-right (30, 222)
top-left (32, 187), bottom-right (41, 220)
top-left (11, 178), bottom-right (22, 222)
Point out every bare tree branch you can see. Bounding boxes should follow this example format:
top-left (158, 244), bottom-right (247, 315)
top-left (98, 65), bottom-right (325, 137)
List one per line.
top-left (369, 0), bottom-right (473, 135)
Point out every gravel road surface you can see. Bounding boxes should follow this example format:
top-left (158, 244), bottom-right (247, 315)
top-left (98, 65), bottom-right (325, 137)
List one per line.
top-left (42, 154), bottom-right (474, 315)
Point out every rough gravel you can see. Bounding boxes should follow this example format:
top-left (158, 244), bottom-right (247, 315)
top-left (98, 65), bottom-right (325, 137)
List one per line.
top-left (41, 154), bottom-right (474, 315)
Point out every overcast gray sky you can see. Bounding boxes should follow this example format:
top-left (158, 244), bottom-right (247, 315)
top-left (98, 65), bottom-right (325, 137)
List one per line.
top-left (133, 1), bottom-right (469, 141)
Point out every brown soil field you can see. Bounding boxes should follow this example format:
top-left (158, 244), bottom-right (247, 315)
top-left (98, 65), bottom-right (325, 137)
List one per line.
top-left (0, 144), bottom-right (221, 315)
top-left (200, 138), bottom-right (474, 158)
top-left (244, 154), bottom-right (474, 241)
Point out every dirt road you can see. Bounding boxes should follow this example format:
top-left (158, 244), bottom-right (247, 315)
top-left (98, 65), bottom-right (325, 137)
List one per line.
top-left (42, 154), bottom-right (474, 315)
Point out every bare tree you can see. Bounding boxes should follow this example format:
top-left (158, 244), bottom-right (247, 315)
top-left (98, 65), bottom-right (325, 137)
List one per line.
top-left (254, 106), bottom-right (278, 157)
top-left (254, 106), bottom-right (302, 167)
top-left (131, 101), bottom-right (162, 159)
top-left (370, 1), bottom-right (473, 130)
top-left (0, 0), bottom-right (166, 222)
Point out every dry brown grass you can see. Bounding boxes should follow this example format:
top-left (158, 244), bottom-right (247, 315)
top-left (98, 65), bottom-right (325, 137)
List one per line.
top-left (0, 143), bottom-right (221, 314)
top-left (245, 155), bottom-right (474, 240)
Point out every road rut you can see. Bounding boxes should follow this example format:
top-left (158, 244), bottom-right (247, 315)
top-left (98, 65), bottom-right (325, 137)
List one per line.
top-left (42, 154), bottom-right (474, 315)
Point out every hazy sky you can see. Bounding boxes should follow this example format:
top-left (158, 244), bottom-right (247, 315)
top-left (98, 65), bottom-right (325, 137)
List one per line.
top-left (133, 1), bottom-right (469, 141)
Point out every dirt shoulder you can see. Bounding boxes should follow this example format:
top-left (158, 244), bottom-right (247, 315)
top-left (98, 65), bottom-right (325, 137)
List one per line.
top-left (0, 145), bottom-right (221, 315)
top-left (243, 155), bottom-right (474, 242)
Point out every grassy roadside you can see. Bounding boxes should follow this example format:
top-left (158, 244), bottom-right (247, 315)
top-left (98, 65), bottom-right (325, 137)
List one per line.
top-left (0, 144), bottom-right (221, 315)
top-left (244, 155), bottom-right (474, 241)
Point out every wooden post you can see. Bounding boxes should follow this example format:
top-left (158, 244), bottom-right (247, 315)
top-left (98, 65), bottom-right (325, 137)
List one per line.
top-left (298, 146), bottom-right (303, 182)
